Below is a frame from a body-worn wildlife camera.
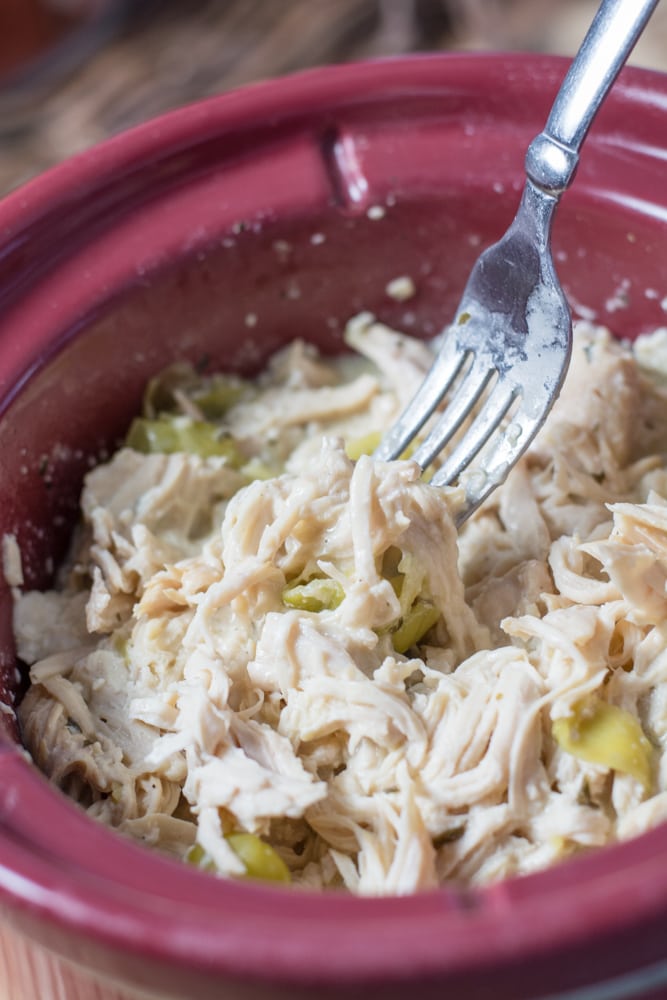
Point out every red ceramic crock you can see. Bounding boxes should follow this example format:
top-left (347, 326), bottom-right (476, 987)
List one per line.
top-left (0, 53), bottom-right (666, 1000)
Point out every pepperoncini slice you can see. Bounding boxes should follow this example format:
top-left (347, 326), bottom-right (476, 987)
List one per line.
top-left (381, 550), bottom-right (440, 652)
top-left (282, 577), bottom-right (345, 612)
top-left (142, 364), bottom-right (248, 420)
top-left (191, 376), bottom-right (249, 420)
top-left (186, 842), bottom-right (216, 872)
top-left (345, 431), bottom-right (382, 461)
top-left (391, 598), bottom-right (440, 654)
top-left (552, 700), bottom-right (653, 790)
top-left (345, 432), bottom-right (418, 462)
top-left (187, 835), bottom-right (291, 884)
top-left (240, 458), bottom-right (283, 482)
top-left (126, 415), bottom-right (244, 464)
top-left (225, 832), bottom-right (291, 884)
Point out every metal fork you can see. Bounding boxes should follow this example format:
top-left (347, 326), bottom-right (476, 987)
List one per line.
top-left (374, 0), bottom-right (660, 522)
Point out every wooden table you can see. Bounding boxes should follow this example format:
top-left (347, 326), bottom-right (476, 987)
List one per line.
top-left (2, 0), bottom-right (666, 196)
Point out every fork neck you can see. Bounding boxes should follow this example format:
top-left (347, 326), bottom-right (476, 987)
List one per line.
top-left (515, 179), bottom-right (560, 252)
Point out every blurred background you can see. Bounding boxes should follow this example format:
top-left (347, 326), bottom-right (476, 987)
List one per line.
top-left (1, 0), bottom-right (666, 196)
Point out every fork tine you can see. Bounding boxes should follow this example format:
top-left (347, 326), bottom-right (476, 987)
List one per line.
top-left (373, 337), bottom-right (467, 462)
top-left (452, 404), bottom-right (548, 523)
top-left (429, 382), bottom-right (518, 488)
top-left (411, 361), bottom-right (495, 470)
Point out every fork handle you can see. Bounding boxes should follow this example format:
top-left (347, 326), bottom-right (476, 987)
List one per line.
top-left (525, 0), bottom-right (660, 196)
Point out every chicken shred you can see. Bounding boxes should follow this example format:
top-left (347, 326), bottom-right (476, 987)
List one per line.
top-left (13, 315), bottom-right (667, 895)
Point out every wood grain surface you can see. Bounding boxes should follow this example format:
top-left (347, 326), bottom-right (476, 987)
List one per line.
top-left (1, 0), bottom-right (666, 195)
top-left (0, 922), bottom-right (157, 1000)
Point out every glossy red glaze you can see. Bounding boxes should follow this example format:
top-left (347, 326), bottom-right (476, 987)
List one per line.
top-left (0, 54), bottom-right (666, 1000)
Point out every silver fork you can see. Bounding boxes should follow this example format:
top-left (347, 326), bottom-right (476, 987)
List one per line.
top-left (374, 0), bottom-right (660, 523)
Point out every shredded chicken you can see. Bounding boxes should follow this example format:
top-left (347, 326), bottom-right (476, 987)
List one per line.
top-left (12, 314), bottom-right (667, 895)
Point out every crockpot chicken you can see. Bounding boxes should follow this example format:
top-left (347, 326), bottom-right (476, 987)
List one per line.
top-left (12, 314), bottom-right (667, 894)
